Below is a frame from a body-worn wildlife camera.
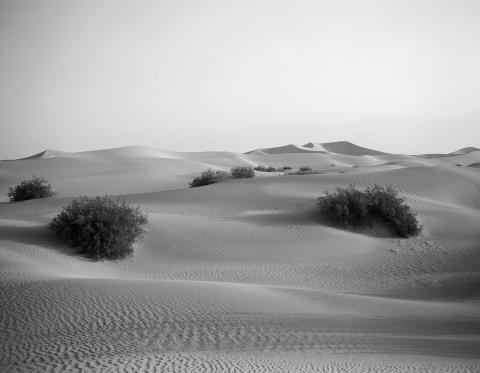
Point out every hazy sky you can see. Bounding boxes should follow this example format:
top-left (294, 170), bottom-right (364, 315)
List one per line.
top-left (1, 0), bottom-right (479, 159)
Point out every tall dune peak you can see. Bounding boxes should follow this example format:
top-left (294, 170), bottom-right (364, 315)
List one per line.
top-left (450, 147), bottom-right (480, 156)
top-left (246, 141), bottom-right (387, 156)
top-left (318, 141), bottom-right (388, 156)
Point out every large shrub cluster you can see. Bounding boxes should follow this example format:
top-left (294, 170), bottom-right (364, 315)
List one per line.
top-left (8, 176), bottom-right (56, 202)
top-left (317, 184), bottom-right (422, 237)
top-left (189, 169), bottom-right (227, 188)
top-left (49, 196), bottom-right (148, 260)
top-left (231, 166), bottom-right (255, 178)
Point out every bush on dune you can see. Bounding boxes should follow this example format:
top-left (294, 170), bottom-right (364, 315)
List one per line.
top-left (316, 184), bottom-right (422, 237)
top-left (8, 176), bottom-right (56, 202)
top-left (287, 166), bottom-right (314, 175)
top-left (231, 166), bottom-right (255, 178)
top-left (254, 165), bottom-right (277, 172)
top-left (254, 165), bottom-right (293, 172)
top-left (189, 169), bottom-right (227, 188)
top-left (49, 196), bottom-right (148, 260)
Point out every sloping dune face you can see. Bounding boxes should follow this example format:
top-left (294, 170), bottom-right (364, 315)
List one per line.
top-left (1, 143), bottom-right (480, 372)
top-left (248, 140), bottom-right (387, 156)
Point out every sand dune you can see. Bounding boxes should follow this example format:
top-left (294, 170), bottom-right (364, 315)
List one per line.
top-left (1, 142), bottom-right (480, 371)
top-left (247, 140), bottom-right (387, 156)
top-left (449, 147), bottom-right (480, 156)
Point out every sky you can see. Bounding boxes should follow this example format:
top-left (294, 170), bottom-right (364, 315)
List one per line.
top-left (1, 0), bottom-right (479, 159)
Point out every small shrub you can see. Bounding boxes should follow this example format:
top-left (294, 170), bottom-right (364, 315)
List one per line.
top-left (8, 176), bottom-right (56, 202)
top-left (254, 165), bottom-right (277, 172)
top-left (316, 184), bottom-right (422, 237)
top-left (287, 169), bottom-right (320, 176)
top-left (49, 196), bottom-right (148, 260)
top-left (282, 166), bottom-right (292, 170)
top-left (231, 166), bottom-right (255, 178)
top-left (189, 169), bottom-right (227, 188)
top-left (288, 166), bottom-right (315, 175)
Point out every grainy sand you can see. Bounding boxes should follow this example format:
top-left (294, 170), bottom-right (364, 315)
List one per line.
top-left (1, 142), bottom-right (480, 372)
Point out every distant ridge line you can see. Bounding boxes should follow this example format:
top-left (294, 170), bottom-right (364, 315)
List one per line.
top-left (3, 142), bottom-right (479, 161)
top-left (246, 141), bottom-right (387, 156)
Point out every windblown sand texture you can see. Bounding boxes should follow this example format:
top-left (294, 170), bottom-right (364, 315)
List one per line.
top-left (1, 141), bottom-right (480, 372)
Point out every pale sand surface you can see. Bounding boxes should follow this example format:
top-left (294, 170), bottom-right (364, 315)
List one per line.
top-left (1, 142), bottom-right (480, 372)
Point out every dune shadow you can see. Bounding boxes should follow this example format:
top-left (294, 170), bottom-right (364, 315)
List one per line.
top-left (368, 278), bottom-right (480, 302)
top-left (231, 209), bottom-right (401, 238)
top-left (0, 224), bottom-right (83, 259)
top-left (308, 210), bottom-right (400, 238)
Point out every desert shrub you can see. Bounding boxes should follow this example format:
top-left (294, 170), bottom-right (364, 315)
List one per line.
top-left (317, 184), bottom-right (422, 237)
top-left (49, 196), bottom-right (148, 260)
top-left (254, 165), bottom-right (277, 172)
top-left (287, 166), bottom-right (315, 175)
top-left (231, 166), bottom-right (255, 178)
top-left (287, 169), bottom-right (321, 176)
top-left (189, 169), bottom-right (227, 188)
top-left (8, 176), bottom-right (56, 202)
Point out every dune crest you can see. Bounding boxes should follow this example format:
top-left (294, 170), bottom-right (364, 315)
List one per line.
top-left (248, 140), bottom-right (388, 156)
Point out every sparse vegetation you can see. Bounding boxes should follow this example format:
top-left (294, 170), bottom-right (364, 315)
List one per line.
top-left (8, 176), bottom-right (56, 202)
top-left (316, 184), bottom-right (422, 237)
top-left (286, 166), bottom-right (315, 175)
top-left (254, 165), bottom-right (277, 172)
top-left (49, 196), bottom-right (148, 260)
top-left (231, 166), bottom-right (255, 178)
top-left (189, 169), bottom-right (227, 188)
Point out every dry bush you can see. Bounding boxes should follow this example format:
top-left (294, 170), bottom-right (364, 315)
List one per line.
top-left (49, 196), bottom-right (148, 260)
top-left (254, 165), bottom-right (277, 172)
top-left (317, 184), bottom-right (422, 237)
top-left (231, 166), bottom-right (255, 178)
top-left (189, 169), bottom-right (227, 188)
top-left (8, 176), bottom-right (56, 202)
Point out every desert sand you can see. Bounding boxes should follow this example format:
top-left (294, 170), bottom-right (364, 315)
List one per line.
top-left (1, 141), bottom-right (479, 372)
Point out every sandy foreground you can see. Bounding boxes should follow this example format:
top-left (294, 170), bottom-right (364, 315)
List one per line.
top-left (1, 142), bottom-right (480, 372)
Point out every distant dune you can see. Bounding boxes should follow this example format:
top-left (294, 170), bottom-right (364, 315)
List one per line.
top-left (247, 140), bottom-right (387, 156)
top-left (309, 141), bottom-right (388, 156)
top-left (416, 146), bottom-right (480, 159)
top-left (1, 141), bottom-right (480, 371)
top-left (449, 147), bottom-right (480, 156)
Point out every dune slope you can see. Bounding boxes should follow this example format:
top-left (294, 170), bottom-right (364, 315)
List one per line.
top-left (1, 142), bottom-right (480, 372)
